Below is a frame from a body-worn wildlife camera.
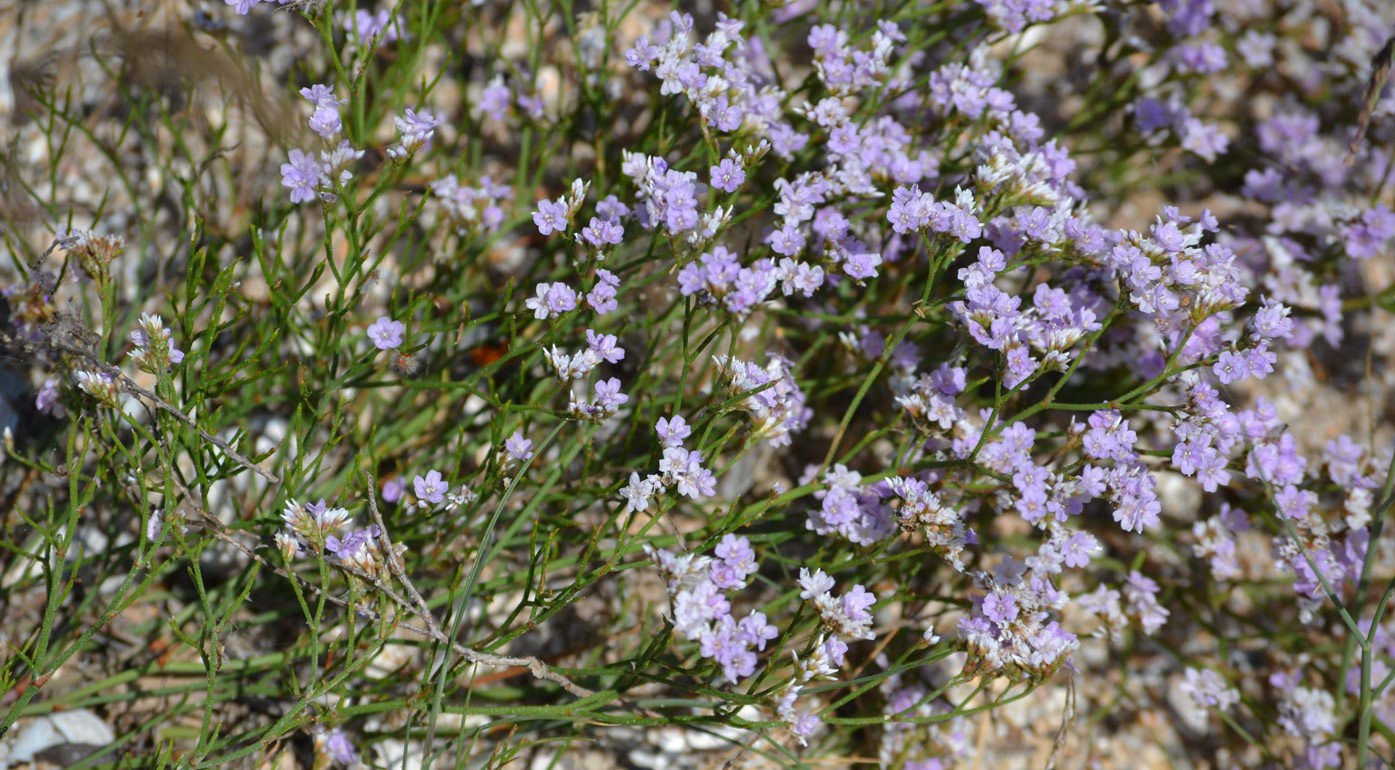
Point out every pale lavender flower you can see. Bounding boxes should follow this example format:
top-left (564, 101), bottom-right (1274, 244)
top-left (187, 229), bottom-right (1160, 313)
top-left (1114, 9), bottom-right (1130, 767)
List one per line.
top-left (383, 477), bottom-right (405, 503)
top-left (585, 329), bottom-right (625, 364)
top-left (75, 370), bottom-right (119, 408)
top-left (414, 470), bottom-right (447, 507)
top-left (326, 526), bottom-right (379, 561)
top-left (479, 78), bottom-right (512, 121)
top-left (594, 377), bottom-right (628, 412)
top-left (390, 107), bottom-right (443, 156)
top-left (299, 84), bottom-right (343, 109)
top-left (581, 217), bottom-right (623, 247)
top-left (309, 106), bottom-right (342, 139)
top-left (525, 282), bottom-right (578, 320)
top-left (791, 713), bottom-right (821, 744)
top-left (367, 317), bottom-right (405, 350)
top-left (344, 8), bottom-right (401, 46)
top-left (586, 269), bottom-right (620, 314)
top-left (281, 149), bottom-right (327, 203)
top-left (324, 728), bottom-right (359, 766)
top-left (36, 376), bottom-right (66, 418)
top-left (656, 415), bottom-right (691, 447)
top-left (504, 430), bottom-right (534, 465)
top-left (1212, 350), bottom-right (1247, 384)
top-left (710, 158), bottom-right (745, 193)
top-left (1180, 667), bottom-right (1240, 714)
top-left (225, 0), bottom-right (264, 14)
top-left (146, 509), bottom-right (164, 541)
top-left (533, 198), bottom-right (570, 236)
top-left (798, 568), bottom-right (835, 600)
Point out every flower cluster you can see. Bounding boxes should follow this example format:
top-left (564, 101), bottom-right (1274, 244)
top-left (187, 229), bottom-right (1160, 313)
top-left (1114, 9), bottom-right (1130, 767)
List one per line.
top-left (649, 536), bottom-right (774, 685)
top-left (772, 569), bottom-right (881, 744)
top-left (128, 314), bottom-right (185, 373)
top-left (543, 330), bottom-right (624, 382)
top-left (957, 555), bottom-right (1078, 677)
top-left (386, 107), bottom-right (443, 159)
top-left (712, 355), bottom-right (809, 447)
top-left (281, 85), bottom-right (364, 203)
top-left (430, 175), bottom-right (512, 238)
top-left (620, 417), bottom-right (717, 509)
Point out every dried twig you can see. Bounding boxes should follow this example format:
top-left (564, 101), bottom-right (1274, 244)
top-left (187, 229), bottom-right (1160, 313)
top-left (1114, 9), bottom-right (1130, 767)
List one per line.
top-left (1347, 30), bottom-right (1395, 166)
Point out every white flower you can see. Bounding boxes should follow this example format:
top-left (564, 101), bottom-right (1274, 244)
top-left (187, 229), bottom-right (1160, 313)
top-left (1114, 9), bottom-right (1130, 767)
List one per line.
top-left (797, 568), bottom-right (834, 600)
top-left (146, 509), bottom-right (164, 541)
top-left (620, 472), bottom-right (654, 513)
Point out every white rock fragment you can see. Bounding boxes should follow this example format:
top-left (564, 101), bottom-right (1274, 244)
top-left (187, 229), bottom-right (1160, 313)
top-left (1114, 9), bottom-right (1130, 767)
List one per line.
top-left (0, 709), bottom-right (116, 769)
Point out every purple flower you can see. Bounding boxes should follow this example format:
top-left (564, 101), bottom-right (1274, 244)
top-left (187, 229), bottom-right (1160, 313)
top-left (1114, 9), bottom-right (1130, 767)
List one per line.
top-left (596, 195), bottom-right (630, 223)
top-left (705, 95), bottom-right (743, 132)
top-left (798, 568), bottom-right (835, 600)
top-left (769, 223), bottom-right (805, 256)
top-left (326, 526), bottom-right (377, 560)
top-left (659, 446), bottom-right (717, 498)
top-left (324, 728), bottom-right (358, 766)
top-left (710, 159), bottom-right (745, 193)
top-left (36, 376), bottom-right (67, 418)
top-left (414, 470), bottom-right (447, 506)
top-left (382, 477), bottom-right (405, 503)
top-left (1181, 118), bottom-right (1229, 162)
top-left (586, 269), bottom-right (620, 314)
top-left (225, 0), bottom-right (263, 14)
top-left (344, 8), bottom-right (401, 46)
top-left (585, 329), bottom-right (625, 363)
top-left (581, 217), bottom-right (623, 247)
top-left (736, 611), bottom-right (778, 650)
top-left (594, 377), bottom-right (628, 412)
top-left (1213, 350), bottom-right (1249, 384)
top-left (478, 79), bottom-right (513, 122)
top-left (699, 619), bottom-right (757, 683)
top-left (533, 198), bottom-right (570, 236)
top-left (710, 534), bottom-right (758, 589)
top-left (280, 149), bottom-right (327, 204)
top-left (394, 107), bottom-right (443, 149)
top-left (525, 282), bottom-right (578, 320)
top-left (673, 580), bottom-right (730, 634)
top-left (1250, 297), bottom-right (1294, 341)
top-left (1124, 571), bottom-right (1169, 633)
top-left (842, 584), bottom-right (877, 622)
top-left (624, 35), bottom-right (660, 70)
top-left (299, 84), bottom-right (343, 109)
top-left (367, 317), bottom-right (405, 350)
top-left (309, 106), bottom-right (342, 139)
top-left (656, 415), bottom-right (691, 447)
top-left (792, 713), bottom-right (821, 743)
top-left (982, 592), bottom-right (1019, 624)
top-left (504, 430), bottom-right (534, 464)
top-left (1151, 221), bottom-right (1186, 253)
top-left (1172, 439), bottom-right (1212, 477)
top-left (1062, 531), bottom-right (1096, 568)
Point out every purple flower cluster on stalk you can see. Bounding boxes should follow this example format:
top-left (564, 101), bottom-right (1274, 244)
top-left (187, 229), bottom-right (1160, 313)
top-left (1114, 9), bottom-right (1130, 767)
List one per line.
top-left (344, 8), bottom-right (402, 47)
top-left (128, 314), bottom-right (185, 372)
top-left (619, 416), bottom-right (717, 512)
top-left (430, 175), bottom-right (512, 237)
top-left (649, 535), bottom-right (773, 685)
top-left (275, 499), bottom-right (401, 578)
top-left (279, 84), bottom-right (363, 204)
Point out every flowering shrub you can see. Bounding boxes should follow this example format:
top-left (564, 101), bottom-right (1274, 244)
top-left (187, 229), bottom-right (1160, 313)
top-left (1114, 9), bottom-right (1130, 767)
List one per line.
top-left (3, 0), bottom-right (1395, 768)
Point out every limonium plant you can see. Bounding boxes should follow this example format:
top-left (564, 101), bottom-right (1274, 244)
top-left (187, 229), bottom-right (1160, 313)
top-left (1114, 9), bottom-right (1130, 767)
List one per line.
top-left (2, 0), bottom-right (1395, 768)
